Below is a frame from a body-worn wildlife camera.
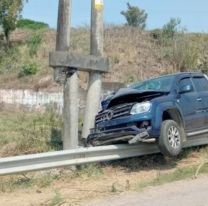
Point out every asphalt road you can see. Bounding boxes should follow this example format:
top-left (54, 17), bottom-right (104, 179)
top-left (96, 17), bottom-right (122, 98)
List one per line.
top-left (86, 175), bottom-right (208, 206)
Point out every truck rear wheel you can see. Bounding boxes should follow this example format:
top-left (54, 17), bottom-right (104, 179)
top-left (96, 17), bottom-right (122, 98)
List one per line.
top-left (158, 120), bottom-right (184, 157)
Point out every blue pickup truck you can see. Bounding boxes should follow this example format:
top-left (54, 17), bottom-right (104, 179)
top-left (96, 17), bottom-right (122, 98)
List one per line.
top-left (87, 72), bottom-right (208, 157)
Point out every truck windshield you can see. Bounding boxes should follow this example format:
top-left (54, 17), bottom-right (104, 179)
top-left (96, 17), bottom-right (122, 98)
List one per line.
top-left (130, 75), bottom-right (174, 92)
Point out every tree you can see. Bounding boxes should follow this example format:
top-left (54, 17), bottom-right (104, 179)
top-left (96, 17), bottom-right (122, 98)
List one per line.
top-left (162, 18), bottom-right (181, 40)
top-left (0, 0), bottom-right (25, 45)
top-left (121, 2), bottom-right (148, 29)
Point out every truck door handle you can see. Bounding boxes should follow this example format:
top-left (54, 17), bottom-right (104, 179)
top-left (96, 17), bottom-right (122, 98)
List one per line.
top-left (197, 98), bottom-right (202, 102)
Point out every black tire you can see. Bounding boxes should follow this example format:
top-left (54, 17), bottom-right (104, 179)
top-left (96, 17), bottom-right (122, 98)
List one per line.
top-left (86, 138), bottom-right (101, 147)
top-left (158, 120), bottom-right (184, 157)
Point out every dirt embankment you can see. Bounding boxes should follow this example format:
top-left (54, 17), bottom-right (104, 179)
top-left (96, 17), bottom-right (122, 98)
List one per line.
top-left (0, 27), bottom-right (170, 91)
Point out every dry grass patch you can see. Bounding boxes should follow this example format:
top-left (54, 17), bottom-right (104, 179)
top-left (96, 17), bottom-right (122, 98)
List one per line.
top-left (0, 109), bottom-right (63, 157)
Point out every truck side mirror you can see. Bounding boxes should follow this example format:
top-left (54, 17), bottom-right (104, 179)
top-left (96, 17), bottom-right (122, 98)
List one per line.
top-left (179, 84), bottom-right (194, 94)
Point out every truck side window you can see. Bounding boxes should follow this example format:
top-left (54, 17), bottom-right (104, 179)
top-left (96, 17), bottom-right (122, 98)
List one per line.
top-left (179, 78), bottom-right (193, 91)
top-left (192, 77), bottom-right (208, 92)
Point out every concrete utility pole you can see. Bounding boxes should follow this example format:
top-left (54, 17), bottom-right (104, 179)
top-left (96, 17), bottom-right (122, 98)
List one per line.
top-left (51, 0), bottom-right (108, 148)
top-left (56, 0), bottom-right (78, 150)
top-left (82, 0), bottom-right (104, 140)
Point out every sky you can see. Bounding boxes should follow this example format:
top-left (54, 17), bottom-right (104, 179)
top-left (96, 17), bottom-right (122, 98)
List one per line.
top-left (22, 0), bottom-right (208, 32)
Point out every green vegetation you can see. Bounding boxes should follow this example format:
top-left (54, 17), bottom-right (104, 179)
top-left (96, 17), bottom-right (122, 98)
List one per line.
top-left (0, 175), bottom-right (34, 192)
top-left (0, 109), bottom-right (63, 157)
top-left (18, 63), bottom-right (38, 77)
top-left (150, 18), bottom-right (206, 72)
top-left (0, 163), bottom-right (103, 193)
top-left (0, 29), bottom-right (46, 84)
top-left (162, 33), bottom-right (199, 72)
top-left (0, 24), bottom-right (208, 88)
top-left (0, 2), bottom-right (208, 86)
top-left (74, 163), bottom-right (103, 178)
top-left (1, 3), bottom-right (208, 205)
top-left (198, 53), bottom-right (208, 73)
top-left (1, 25), bottom-right (208, 88)
top-left (0, 172), bottom-right (62, 192)
top-left (49, 190), bottom-right (64, 206)
top-left (0, 45), bottom-right (20, 74)
top-left (162, 18), bottom-right (181, 41)
top-left (1, 148), bottom-right (208, 194)
top-left (26, 33), bottom-right (43, 57)
top-left (111, 182), bottom-right (119, 193)
top-left (137, 163), bottom-right (208, 190)
top-left (0, 0), bottom-right (25, 44)
top-left (121, 2), bottom-right (148, 29)
top-left (17, 19), bottom-right (49, 30)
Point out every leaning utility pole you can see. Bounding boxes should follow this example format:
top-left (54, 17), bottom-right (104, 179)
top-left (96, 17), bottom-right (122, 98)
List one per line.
top-left (82, 0), bottom-right (104, 140)
top-left (56, 0), bottom-right (78, 150)
top-left (50, 0), bottom-right (108, 149)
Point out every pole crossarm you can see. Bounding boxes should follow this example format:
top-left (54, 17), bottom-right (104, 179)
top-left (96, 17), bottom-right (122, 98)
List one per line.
top-left (49, 51), bottom-right (109, 73)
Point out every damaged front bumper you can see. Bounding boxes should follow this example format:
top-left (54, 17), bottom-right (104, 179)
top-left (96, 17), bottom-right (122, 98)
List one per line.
top-left (86, 125), bottom-right (151, 146)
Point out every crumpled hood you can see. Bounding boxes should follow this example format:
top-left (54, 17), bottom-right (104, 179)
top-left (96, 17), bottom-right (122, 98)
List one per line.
top-left (112, 88), bottom-right (159, 99)
top-left (101, 88), bottom-right (168, 110)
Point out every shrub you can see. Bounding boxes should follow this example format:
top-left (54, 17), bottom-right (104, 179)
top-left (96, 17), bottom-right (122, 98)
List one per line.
top-left (151, 18), bottom-right (182, 46)
top-left (18, 63), bottom-right (38, 77)
top-left (26, 33), bottom-right (42, 57)
top-left (163, 35), bottom-right (199, 72)
top-left (0, 45), bottom-right (20, 74)
top-left (150, 29), bottom-right (163, 41)
top-left (162, 18), bottom-right (181, 40)
top-left (121, 2), bottom-right (148, 29)
top-left (17, 19), bottom-right (49, 30)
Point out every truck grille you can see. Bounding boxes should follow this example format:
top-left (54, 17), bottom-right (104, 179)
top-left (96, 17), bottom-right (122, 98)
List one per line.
top-left (95, 103), bottom-right (134, 124)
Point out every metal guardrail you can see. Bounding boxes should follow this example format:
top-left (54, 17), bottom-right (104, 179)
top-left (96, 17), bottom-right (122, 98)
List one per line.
top-left (0, 134), bottom-right (208, 175)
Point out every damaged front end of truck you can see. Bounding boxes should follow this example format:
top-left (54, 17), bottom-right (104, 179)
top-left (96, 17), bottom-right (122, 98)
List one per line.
top-left (86, 87), bottom-right (169, 146)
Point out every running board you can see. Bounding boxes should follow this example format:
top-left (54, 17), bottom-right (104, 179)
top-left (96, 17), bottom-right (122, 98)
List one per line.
top-left (187, 129), bottom-right (208, 137)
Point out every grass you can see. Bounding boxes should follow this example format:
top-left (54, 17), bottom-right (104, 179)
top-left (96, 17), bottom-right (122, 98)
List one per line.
top-left (1, 26), bottom-right (208, 90)
top-left (0, 26), bottom-right (190, 90)
top-left (1, 148), bottom-right (208, 206)
top-left (137, 162), bottom-right (208, 190)
top-left (0, 108), bottom-right (63, 157)
top-left (1, 109), bottom-right (208, 194)
top-left (0, 170), bottom-right (65, 193)
top-left (73, 163), bottom-right (103, 178)
top-left (0, 175), bottom-right (42, 192)
top-left (0, 163), bottom-right (103, 193)
top-left (49, 190), bottom-right (64, 206)
top-left (1, 25), bottom-right (208, 205)
top-left (17, 19), bottom-right (49, 30)
top-left (1, 109), bottom-right (208, 201)
top-left (0, 148), bottom-right (208, 193)
top-left (0, 110), bottom-right (25, 147)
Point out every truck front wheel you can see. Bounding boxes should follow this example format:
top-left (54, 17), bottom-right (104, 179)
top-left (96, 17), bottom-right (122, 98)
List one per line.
top-left (158, 120), bottom-right (184, 157)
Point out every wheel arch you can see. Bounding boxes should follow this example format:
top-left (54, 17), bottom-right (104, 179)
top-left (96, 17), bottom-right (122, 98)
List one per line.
top-left (162, 108), bottom-right (184, 128)
top-left (162, 108), bottom-right (186, 142)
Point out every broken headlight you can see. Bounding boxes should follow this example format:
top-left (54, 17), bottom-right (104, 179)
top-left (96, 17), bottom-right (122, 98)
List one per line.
top-left (130, 102), bottom-right (151, 115)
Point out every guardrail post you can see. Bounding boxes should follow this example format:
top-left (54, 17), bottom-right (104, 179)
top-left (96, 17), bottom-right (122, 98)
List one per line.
top-left (56, 0), bottom-right (78, 150)
top-left (82, 0), bottom-right (104, 140)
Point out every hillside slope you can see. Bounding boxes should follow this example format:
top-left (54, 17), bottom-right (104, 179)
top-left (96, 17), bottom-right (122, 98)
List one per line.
top-left (0, 26), bottom-right (202, 91)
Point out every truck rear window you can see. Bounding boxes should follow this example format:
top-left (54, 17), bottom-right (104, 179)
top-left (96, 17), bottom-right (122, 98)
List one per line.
top-left (192, 76), bottom-right (208, 92)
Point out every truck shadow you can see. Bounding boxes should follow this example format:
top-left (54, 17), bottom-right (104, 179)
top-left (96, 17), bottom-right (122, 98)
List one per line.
top-left (102, 145), bottom-right (208, 173)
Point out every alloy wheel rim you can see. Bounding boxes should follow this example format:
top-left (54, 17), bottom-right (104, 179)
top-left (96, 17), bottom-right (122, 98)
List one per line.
top-left (168, 126), bottom-right (181, 149)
